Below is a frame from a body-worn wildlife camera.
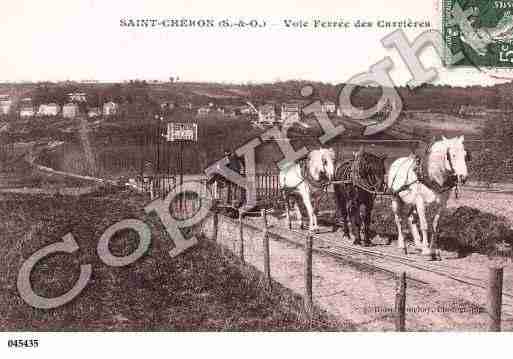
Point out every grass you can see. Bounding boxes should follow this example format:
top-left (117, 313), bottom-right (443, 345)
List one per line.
top-left (0, 188), bottom-right (340, 331)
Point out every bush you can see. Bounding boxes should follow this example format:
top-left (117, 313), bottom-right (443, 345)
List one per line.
top-left (438, 206), bottom-right (513, 256)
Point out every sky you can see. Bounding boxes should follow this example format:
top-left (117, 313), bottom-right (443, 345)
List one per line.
top-left (0, 0), bottom-right (511, 86)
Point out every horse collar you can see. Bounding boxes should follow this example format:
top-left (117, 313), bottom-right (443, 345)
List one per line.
top-left (417, 148), bottom-right (457, 194)
top-left (302, 160), bottom-right (328, 189)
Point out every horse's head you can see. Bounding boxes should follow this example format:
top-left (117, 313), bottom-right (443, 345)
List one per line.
top-left (442, 135), bottom-right (469, 185)
top-left (309, 148), bottom-right (336, 182)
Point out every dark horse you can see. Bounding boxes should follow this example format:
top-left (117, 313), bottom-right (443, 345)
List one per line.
top-left (332, 149), bottom-right (387, 246)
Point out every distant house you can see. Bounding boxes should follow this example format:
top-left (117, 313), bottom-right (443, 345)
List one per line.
top-left (322, 100), bottom-right (337, 113)
top-left (0, 99), bottom-right (12, 115)
top-left (280, 102), bottom-right (302, 123)
top-left (258, 104), bottom-right (276, 124)
top-left (160, 102), bottom-right (175, 110)
top-left (240, 105), bottom-right (257, 115)
top-left (103, 101), bottom-right (119, 116)
top-left (37, 103), bottom-right (61, 117)
top-left (19, 106), bottom-right (35, 118)
top-left (197, 106), bottom-right (211, 116)
top-left (67, 92), bottom-right (87, 103)
top-left (87, 107), bottom-right (101, 118)
top-left (458, 105), bottom-right (487, 116)
top-left (62, 103), bottom-right (80, 119)
top-left (223, 105), bottom-right (241, 117)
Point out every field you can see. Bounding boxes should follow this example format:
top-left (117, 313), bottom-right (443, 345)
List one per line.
top-left (32, 108), bottom-right (498, 182)
top-left (0, 189), bottom-right (340, 331)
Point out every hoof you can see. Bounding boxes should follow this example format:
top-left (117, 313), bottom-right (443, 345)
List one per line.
top-left (363, 241), bottom-right (372, 247)
top-left (421, 248), bottom-right (434, 257)
top-left (425, 253), bottom-right (440, 261)
top-left (352, 240), bottom-right (362, 246)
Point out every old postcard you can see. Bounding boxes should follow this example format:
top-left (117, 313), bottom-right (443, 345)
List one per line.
top-left (1, 0), bottom-right (512, 357)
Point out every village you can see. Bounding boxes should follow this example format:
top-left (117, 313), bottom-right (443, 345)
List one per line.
top-left (0, 80), bottom-right (420, 136)
top-left (0, 90), bottom-right (339, 126)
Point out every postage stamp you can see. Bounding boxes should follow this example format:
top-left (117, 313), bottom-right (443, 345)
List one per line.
top-left (443, 0), bottom-right (513, 68)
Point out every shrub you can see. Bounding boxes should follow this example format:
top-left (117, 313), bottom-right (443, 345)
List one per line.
top-left (438, 206), bottom-right (513, 256)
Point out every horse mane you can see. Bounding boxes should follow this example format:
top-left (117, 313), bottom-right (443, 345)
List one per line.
top-left (307, 148), bottom-right (334, 181)
top-left (425, 136), bottom-right (464, 187)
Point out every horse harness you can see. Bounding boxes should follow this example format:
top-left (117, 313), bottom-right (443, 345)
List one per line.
top-left (390, 142), bottom-right (459, 197)
top-left (332, 151), bottom-right (387, 196)
top-left (280, 158), bottom-right (331, 207)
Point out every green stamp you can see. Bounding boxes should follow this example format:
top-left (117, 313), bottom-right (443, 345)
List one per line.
top-left (443, 0), bottom-right (513, 68)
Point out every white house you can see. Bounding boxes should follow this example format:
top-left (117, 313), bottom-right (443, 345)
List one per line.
top-left (62, 103), bottom-right (80, 119)
top-left (67, 92), bottom-right (87, 103)
top-left (258, 104), bottom-right (276, 124)
top-left (197, 106), bottom-right (210, 116)
top-left (37, 103), bottom-right (61, 117)
top-left (0, 99), bottom-right (12, 115)
top-left (160, 102), bottom-right (175, 110)
top-left (87, 107), bottom-right (101, 118)
top-left (458, 105), bottom-right (487, 116)
top-left (19, 106), bottom-right (35, 118)
top-left (280, 102), bottom-right (302, 123)
top-left (322, 100), bottom-right (337, 113)
top-left (103, 101), bottom-right (119, 116)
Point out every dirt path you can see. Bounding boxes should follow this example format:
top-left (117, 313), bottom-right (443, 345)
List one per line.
top-left (205, 215), bottom-right (513, 331)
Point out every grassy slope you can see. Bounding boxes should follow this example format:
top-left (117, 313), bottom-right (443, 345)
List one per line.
top-left (0, 189), bottom-right (340, 331)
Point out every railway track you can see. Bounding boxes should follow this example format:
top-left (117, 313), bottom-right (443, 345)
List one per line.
top-left (236, 215), bottom-right (513, 315)
top-left (287, 228), bottom-right (513, 299)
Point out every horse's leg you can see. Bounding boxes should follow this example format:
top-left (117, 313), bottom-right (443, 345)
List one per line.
top-left (392, 197), bottom-right (406, 249)
top-left (334, 184), bottom-right (350, 237)
top-left (284, 194), bottom-right (292, 230)
top-left (349, 196), bottom-right (361, 245)
top-left (333, 184), bottom-right (342, 233)
top-left (213, 181), bottom-right (218, 200)
top-left (415, 197), bottom-right (432, 257)
top-left (431, 207), bottom-right (442, 260)
top-left (361, 192), bottom-right (373, 247)
top-left (302, 189), bottom-right (318, 233)
top-left (407, 212), bottom-right (422, 250)
top-left (150, 179), bottom-right (155, 200)
top-left (431, 196), bottom-right (447, 260)
top-left (295, 198), bottom-right (304, 230)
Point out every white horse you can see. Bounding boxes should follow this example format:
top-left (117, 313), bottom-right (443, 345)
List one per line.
top-left (387, 136), bottom-right (469, 259)
top-left (279, 148), bottom-right (336, 232)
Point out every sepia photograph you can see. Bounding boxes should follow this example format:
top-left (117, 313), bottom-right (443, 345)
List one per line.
top-left (1, 0), bottom-right (513, 357)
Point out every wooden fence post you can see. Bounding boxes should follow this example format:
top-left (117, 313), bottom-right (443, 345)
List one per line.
top-left (304, 233), bottom-right (313, 316)
top-left (488, 266), bottom-right (503, 332)
top-left (239, 212), bottom-right (244, 263)
top-left (395, 272), bottom-right (407, 332)
top-left (261, 209), bottom-right (271, 289)
top-left (212, 204), bottom-right (219, 242)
